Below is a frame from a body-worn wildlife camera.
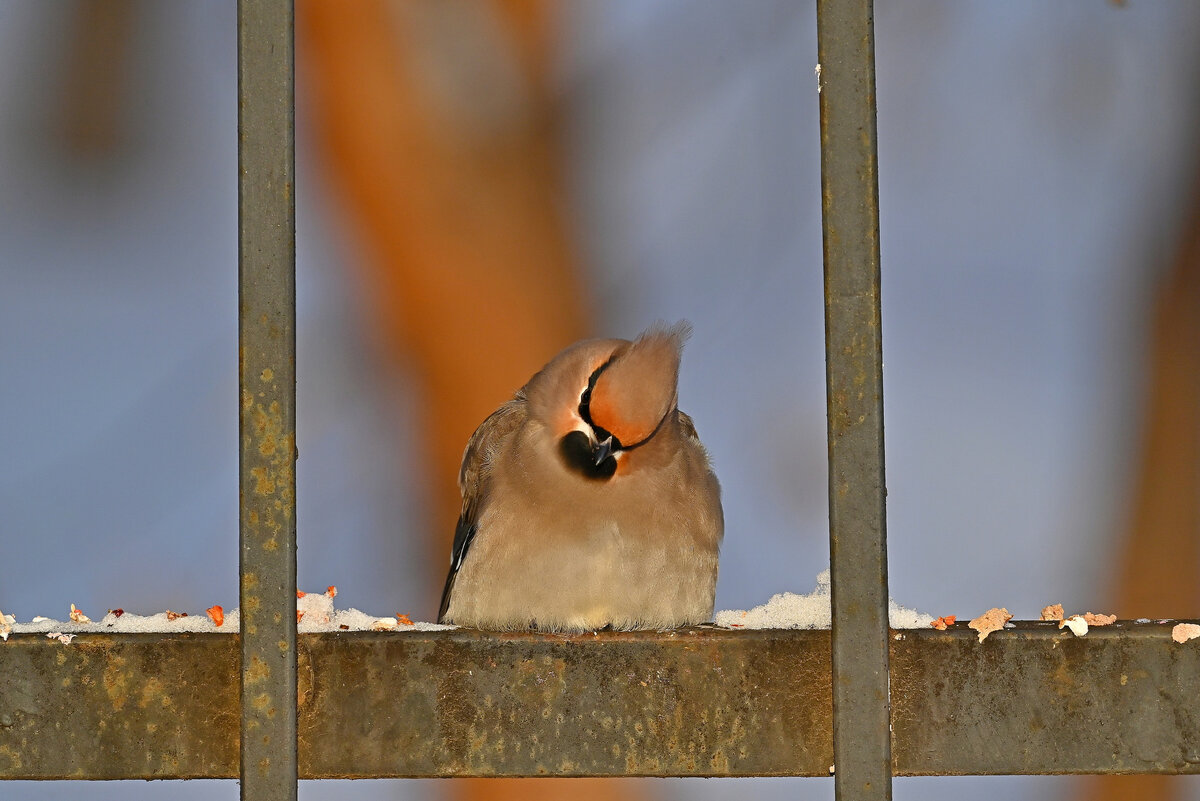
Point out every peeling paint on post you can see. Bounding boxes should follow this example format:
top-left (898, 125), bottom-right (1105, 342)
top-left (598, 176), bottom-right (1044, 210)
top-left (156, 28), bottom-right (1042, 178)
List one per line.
top-left (816, 0), bottom-right (892, 799)
top-left (237, 0), bottom-right (297, 799)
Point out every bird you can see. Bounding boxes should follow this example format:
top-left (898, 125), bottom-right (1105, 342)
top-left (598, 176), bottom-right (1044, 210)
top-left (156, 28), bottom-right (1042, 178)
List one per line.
top-left (437, 321), bottom-right (723, 631)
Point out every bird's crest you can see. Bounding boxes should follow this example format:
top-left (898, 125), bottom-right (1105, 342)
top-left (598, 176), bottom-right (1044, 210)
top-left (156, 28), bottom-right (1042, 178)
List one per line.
top-left (587, 321), bottom-right (690, 448)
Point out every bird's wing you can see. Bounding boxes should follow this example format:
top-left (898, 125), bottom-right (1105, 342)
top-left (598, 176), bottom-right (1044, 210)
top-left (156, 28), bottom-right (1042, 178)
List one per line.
top-left (438, 397), bottom-right (527, 622)
top-left (675, 409), bottom-right (699, 441)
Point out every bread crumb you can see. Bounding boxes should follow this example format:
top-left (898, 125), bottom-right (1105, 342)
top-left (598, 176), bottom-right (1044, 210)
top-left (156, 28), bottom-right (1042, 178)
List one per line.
top-left (930, 615), bottom-right (956, 630)
top-left (969, 608), bottom-right (1012, 642)
top-left (1082, 612), bottom-right (1116, 626)
top-left (1040, 603), bottom-right (1064, 622)
top-left (1172, 623), bottom-right (1200, 643)
top-left (7, 587), bottom-right (455, 634)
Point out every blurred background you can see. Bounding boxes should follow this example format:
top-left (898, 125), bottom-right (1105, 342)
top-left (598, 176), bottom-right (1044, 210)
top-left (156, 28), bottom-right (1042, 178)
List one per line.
top-left (1, 1), bottom-right (1199, 800)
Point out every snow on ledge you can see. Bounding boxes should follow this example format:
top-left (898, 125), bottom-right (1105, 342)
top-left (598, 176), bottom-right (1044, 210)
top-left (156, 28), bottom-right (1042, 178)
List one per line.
top-left (0, 588), bottom-right (454, 639)
top-left (714, 570), bottom-right (934, 630)
top-left (3, 574), bottom-right (935, 639)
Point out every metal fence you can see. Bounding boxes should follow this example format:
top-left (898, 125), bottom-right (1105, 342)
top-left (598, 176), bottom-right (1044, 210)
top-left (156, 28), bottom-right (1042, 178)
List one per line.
top-left (1, 1), bottom-right (1198, 800)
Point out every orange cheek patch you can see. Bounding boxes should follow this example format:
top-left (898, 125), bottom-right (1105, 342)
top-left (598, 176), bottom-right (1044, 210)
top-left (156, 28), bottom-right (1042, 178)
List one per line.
top-left (588, 390), bottom-right (655, 445)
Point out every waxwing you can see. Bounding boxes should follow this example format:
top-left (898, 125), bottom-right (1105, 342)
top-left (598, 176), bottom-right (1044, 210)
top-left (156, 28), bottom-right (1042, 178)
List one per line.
top-left (438, 322), bottom-right (723, 631)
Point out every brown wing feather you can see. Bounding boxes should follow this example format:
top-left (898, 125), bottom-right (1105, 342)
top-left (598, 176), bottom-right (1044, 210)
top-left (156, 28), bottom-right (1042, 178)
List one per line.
top-left (438, 396), bottom-right (527, 622)
top-left (675, 409), bottom-right (699, 442)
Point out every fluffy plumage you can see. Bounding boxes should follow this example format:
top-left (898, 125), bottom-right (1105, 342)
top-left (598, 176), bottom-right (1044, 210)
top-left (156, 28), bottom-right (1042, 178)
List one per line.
top-left (438, 322), bottom-right (723, 631)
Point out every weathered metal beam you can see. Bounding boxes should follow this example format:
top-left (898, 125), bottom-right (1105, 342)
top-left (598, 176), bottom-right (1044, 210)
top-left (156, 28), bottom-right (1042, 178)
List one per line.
top-left (1, 624), bottom-right (1197, 780)
top-left (237, 0), bottom-right (297, 799)
top-left (891, 623), bottom-right (1200, 775)
top-left (815, 0), bottom-right (891, 798)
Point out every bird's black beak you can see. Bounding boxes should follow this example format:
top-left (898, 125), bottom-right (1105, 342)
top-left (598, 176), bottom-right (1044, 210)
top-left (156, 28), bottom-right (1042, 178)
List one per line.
top-left (592, 436), bottom-right (615, 466)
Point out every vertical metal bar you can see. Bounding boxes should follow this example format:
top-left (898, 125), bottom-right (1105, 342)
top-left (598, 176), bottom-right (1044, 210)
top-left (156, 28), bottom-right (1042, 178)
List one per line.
top-left (816, 1), bottom-right (892, 800)
top-left (238, 1), bottom-right (297, 799)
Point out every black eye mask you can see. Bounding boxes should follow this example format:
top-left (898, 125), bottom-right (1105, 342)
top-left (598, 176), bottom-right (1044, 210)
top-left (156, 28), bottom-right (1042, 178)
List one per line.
top-left (577, 359), bottom-right (621, 450)
top-left (557, 360), bottom-right (620, 480)
top-left (558, 430), bottom-right (618, 480)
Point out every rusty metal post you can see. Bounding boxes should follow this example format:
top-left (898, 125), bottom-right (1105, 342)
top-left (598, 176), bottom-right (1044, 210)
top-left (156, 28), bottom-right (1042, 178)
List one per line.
top-left (237, 0), bottom-right (297, 799)
top-left (816, 0), bottom-right (891, 799)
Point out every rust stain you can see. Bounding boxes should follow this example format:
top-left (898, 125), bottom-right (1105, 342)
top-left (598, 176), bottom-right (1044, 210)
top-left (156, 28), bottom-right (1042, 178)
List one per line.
top-left (244, 385), bottom-right (294, 536)
top-left (103, 654), bottom-right (130, 712)
top-left (1051, 658), bottom-right (1075, 698)
top-left (253, 404), bottom-right (269, 435)
top-left (296, 645), bottom-right (314, 712)
top-left (0, 744), bottom-right (22, 772)
top-left (246, 655), bottom-right (271, 685)
top-left (250, 466), bottom-right (276, 496)
top-left (137, 676), bottom-right (173, 710)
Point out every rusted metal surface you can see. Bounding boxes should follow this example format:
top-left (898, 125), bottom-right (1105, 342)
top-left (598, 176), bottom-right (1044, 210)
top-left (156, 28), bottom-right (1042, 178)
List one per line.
top-left (0, 628), bottom-right (828, 779)
top-left (237, 0), bottom-right (297, 798)
top-left (816, 0), bottom-right (891, 799)
top-left (891, 621), bottom-right (1200, 775)
top-left (0, 634), bottom-right (238, 779)
top-left (2, 625), bottom-right (1199, 779)
top-left (298, 628), bottom-right (832, 778)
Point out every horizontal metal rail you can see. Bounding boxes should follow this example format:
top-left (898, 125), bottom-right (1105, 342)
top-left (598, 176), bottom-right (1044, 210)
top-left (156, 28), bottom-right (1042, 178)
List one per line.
top-left (1, 623), bottom-right (1198, 779)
